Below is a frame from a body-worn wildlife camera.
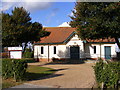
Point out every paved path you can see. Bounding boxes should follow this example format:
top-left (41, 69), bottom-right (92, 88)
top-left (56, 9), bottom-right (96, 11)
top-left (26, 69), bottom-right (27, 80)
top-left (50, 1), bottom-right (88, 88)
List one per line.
top-left (10, 83), bottom-right (55, 88)
top-left (27, 63), bottom-right (96, 88)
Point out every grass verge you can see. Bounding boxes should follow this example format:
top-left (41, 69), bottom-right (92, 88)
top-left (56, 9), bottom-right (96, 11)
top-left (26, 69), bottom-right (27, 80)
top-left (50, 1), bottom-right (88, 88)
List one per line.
top-left (2, 65), bottom-right (56, 89)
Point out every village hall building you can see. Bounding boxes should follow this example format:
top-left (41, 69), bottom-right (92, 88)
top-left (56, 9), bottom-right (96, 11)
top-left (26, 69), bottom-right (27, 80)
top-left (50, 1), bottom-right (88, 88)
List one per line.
top-left (34, 27), bottom-right (117, 62)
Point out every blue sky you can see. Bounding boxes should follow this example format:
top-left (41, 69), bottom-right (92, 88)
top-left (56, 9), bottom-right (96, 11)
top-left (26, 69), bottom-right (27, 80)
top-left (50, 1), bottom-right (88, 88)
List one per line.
top-left (2, 2), bottom-right (75, 27)
top-left (30, 2), bottom-right (75, 27)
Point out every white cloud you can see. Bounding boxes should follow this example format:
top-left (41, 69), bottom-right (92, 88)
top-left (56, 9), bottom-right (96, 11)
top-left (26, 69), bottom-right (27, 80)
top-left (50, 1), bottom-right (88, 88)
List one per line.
top-left (43, 25), bottom-right (48, 27)
top-left (18, 2), bottom-right (53, 12)
top-left (1, 1), bottom-right (53, 12)
top-left (69, 12), bottom-right (74, 17)
top-left (68, 9), bottom-right (76, 17)
top-left (58, 22), bottom-right (70, 27)
top-left (1, 2), bottom-right (15, 12)
top-left (2, 0), bottom-right (76, 2)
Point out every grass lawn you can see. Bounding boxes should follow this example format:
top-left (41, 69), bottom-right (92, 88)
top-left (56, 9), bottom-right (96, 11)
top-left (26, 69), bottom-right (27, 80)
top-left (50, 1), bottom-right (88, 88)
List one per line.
top-left (2, 65), bottom-right (56, 89)
top-left (25, 65), bottom-right (56, 80)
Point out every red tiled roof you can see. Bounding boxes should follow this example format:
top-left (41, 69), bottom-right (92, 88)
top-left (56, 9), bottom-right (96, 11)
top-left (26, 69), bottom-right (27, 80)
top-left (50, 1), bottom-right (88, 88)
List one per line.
top-left (87, 38), bottom-right (115, 43)
top-left (34, 27), bottom-right (116, 45)
top-left (35, 27), bottom-right (76, 44)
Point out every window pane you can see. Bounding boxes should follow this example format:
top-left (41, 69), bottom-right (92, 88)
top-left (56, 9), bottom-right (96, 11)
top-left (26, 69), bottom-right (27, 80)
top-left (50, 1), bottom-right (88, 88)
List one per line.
top-left (41, 47), bottom-right (43, 54)
top-left (54, 46), bottom-right (56, 54)
top-left (94, 46), bottom-right (96, 54)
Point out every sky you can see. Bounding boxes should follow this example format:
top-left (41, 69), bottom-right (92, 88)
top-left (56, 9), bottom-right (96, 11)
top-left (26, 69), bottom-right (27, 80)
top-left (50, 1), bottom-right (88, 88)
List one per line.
top-left (1, 1), bottom-right (76, 27)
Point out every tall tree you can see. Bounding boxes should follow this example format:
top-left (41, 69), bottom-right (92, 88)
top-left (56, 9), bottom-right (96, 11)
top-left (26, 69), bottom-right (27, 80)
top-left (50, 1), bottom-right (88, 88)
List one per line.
top-left (2, 7), bottom-right (49, 51)
top-left (70, 2), bottom-right (120, 49)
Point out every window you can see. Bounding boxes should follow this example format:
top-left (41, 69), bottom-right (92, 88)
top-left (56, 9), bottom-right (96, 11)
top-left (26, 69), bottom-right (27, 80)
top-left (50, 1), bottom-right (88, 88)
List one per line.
top-left (41, 47), bottom-right (43, 54)
top-left (54, 46), bottom-right (56, 54)
top-left (94, 46), bottom-right (96, 54)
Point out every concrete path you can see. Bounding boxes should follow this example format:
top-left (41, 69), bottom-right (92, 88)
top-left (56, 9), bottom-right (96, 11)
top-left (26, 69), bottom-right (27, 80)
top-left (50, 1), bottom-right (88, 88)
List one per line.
top-left (10, 83), bottom-right (55, 88)
top-left (5, 83), bottom-right (55, 90)
top-left (27, 63), bottom-right (96, 88)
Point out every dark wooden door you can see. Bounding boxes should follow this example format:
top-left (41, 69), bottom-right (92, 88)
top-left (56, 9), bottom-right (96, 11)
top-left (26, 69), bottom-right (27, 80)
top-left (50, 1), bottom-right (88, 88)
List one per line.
top-left (70, 46), bottom-right (80, 59)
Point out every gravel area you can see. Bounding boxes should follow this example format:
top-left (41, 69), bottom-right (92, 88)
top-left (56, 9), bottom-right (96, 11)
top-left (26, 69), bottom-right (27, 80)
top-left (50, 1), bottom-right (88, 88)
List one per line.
top-left (27, 62), bottom-right (96, 88)
top-left (28, 62), bottom-right (48, 66)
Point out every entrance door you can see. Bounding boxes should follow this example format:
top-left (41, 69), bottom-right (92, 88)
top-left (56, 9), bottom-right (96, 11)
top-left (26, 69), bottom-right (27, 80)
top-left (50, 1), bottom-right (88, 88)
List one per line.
top-left (70, 46), bottom-right (80, 59)
top-left (104, 46), bottom-right (111, 59)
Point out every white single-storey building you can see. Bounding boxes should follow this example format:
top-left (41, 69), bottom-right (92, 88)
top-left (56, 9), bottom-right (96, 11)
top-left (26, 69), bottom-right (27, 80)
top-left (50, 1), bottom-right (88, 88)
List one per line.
top-left (34, 27), bottom-right (117, 62)
top-left (8, 47), bottom-right (22, 59)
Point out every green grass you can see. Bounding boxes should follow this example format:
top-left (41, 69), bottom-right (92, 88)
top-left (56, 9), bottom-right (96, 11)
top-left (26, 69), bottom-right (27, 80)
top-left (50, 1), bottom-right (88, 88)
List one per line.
top-left (2, 65), bottom-right (56, 89)
top-left (25, 65), bottom-right (56, 80)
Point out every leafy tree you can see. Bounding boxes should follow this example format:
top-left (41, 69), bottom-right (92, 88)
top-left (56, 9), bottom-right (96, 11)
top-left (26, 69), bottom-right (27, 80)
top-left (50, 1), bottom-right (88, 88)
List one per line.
top-left (70, 2), bottom-right (120, 49)
top-left (0, 13), bottom-right (2, 52)
top-left (2, 7), bottom-right (49, 52)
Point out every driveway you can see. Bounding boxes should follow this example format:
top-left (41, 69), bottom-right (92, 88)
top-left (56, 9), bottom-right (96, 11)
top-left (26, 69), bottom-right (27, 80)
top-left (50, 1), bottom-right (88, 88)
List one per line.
top-left (27, 63), bottom-right (96, 88)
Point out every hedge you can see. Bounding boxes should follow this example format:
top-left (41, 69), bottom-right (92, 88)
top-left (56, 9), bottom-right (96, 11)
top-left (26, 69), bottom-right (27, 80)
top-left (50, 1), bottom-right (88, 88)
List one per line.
top-left (2, 59), bottom-right (28, 81)
top-left (93, 60), bottom-right (120, 88)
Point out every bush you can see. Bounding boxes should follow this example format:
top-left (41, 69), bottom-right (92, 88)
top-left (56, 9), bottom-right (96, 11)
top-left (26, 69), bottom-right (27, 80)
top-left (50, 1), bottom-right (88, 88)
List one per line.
top-left (23, 52), bottom-right (33, 58)
top-left (1, 52), bottom-right (8, 58)
top-left (52, 57), bottom-right (69, 64)
top-left (23, 49), bottom-right (33, 58)
top-left (2, 59), bottom-right (28, 81)
top-left (20, 58), bottom-right (37, 63)
top-left (93, 60), bottom-right (120, 88)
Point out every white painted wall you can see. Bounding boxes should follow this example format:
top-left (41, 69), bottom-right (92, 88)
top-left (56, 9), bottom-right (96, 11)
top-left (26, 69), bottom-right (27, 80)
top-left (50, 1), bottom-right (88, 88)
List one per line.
top-left (115, 43), bottom-right (120, 52)
top-left (66, 34), bottom-right (84, 58)
top-left (8, 47), bottom-right (22, 59)
top-left (34, 34), bottom-right (84, 59)
top-left (10, 51), bottom-right (22, 59)
top-left (34, 45), bottom-right (69, 59)
top-left (85, 43), bottom-right (116, 59)
top-left (34, 34), bottom-right (117, 60)
top-left (8, 47), bottom-right (22, 50)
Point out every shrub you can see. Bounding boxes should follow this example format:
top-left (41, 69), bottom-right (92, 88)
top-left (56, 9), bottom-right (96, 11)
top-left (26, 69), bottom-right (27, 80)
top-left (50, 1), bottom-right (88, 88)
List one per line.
top-left (20, 58), bottom-right (37, 63)
top-left (93, 60), bottom-right (120, 88)
top-left (23, 48), bottom-right (33, 58)
top-left (93, 60), bottom-right (104, 84)
top-left (23, 52), bottom-right (33, 58)
top-left (2, 59), bottom-right (28, 81)
top-left (1, 52), bottom-right (8, 58)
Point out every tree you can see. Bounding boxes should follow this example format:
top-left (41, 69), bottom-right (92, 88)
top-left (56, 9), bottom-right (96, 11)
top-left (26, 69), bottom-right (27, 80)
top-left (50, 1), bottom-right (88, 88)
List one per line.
top-left (2, 7), bottom-right (49, 52)
top-left (70, 2), bottom-right (120, 49)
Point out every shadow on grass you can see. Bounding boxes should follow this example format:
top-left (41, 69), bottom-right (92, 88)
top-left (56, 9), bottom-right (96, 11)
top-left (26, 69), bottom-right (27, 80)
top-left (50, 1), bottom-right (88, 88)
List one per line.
top-left (25, 72), bottom-right (63, 81)
top-left (25, 68), bottom-right (68, 81)
top-left (48, 68), bottom-right (68, 71)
